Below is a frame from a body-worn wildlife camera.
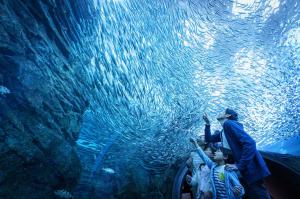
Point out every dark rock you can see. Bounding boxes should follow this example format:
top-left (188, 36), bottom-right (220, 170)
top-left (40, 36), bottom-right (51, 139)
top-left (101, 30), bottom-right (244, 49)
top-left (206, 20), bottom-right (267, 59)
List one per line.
top-left (0, 170), bottom-right (5, 184)
top-left (0, 0), bottom-right (98, 198)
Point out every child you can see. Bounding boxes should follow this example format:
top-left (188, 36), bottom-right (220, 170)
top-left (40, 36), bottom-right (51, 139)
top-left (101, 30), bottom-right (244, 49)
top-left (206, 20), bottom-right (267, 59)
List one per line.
top-left (200, 146), bottom-right (213, 199)
top-left (190, 138), bottom-right (244, 199)
top-left (187, 144), bottom-right (213, 199)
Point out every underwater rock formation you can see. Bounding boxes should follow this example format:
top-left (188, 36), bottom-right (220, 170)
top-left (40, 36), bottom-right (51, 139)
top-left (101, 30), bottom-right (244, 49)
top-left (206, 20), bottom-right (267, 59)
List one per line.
top-left (0, 0), bottom-right (98, 198)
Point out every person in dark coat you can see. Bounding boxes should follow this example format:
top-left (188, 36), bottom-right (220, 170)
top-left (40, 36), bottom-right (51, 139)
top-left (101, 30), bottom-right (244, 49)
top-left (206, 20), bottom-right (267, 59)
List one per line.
top-left (203, 108), bottom-right (271, 199)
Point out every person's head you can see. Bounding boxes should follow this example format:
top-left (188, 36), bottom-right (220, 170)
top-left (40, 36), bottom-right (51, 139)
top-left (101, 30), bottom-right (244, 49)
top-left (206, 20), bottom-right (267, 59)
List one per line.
top-left (186, 157), bottom-right (193, 172)
top-left (197, 136), bottom-right (206, 147)
top-left (204, 146), bottom-right (213, 158)
top-left (217, 108), bottom-right (238, 125)
top-left (199, 135), bottom-right (205, 142)
top-left (190, 151), bottom-right (202, 169)
top-left (213, 149), bottom-right (225, 163)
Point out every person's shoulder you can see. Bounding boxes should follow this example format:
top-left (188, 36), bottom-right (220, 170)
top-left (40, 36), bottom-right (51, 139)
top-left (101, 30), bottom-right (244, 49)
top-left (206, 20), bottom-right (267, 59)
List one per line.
top-left (226, 170), bottom-right (239, 179)
top-left (223, 120), bottom-right (234, 127)
top-left (224, 120), bottom-right (241, 127)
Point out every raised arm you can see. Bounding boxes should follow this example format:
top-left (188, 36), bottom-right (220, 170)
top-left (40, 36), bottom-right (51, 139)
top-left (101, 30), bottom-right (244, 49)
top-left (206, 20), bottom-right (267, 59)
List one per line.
top-left (223, 121), bottom-right (256, 171)
top-left (205, 125), bottom-right (221, 143)
top-left (203, 113), bottom-right (221, 143)
top-left (190, 138), bottom-right (213, 168)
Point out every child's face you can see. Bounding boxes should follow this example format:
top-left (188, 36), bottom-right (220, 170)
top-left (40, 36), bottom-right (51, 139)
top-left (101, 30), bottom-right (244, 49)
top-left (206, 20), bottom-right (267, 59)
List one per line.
top-left (213, 150), bottom-right (224, 161)
top-left (204, 148), bottom-right (213, 158)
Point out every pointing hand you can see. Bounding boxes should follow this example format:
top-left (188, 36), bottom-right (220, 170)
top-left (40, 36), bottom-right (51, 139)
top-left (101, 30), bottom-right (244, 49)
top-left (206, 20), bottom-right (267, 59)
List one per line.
top-left (225, 164), bottom-right (238, 171)
top-left (203, 113), bottom-right (210, 125)
top-left (233, 186), bottom-right (243, 196)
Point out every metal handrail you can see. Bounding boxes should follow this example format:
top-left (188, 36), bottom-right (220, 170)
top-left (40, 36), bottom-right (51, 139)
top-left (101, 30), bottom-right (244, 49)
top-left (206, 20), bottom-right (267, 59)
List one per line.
top-left (172, 162), bottom-right (188, 199)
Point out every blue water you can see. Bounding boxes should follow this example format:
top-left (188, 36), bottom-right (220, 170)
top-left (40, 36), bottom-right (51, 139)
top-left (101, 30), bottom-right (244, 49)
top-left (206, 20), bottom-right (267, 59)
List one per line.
top-left (71, 0), bottom-right (300, 197)
top-left (1, 0), bottom-right (299, 198)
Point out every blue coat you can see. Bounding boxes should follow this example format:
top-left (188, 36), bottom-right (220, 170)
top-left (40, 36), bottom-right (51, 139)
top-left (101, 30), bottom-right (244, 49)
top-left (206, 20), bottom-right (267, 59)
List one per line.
top-left (205, 120), bottom-right (271, 184)
top-left (195, 147), bottom-right (245, 199)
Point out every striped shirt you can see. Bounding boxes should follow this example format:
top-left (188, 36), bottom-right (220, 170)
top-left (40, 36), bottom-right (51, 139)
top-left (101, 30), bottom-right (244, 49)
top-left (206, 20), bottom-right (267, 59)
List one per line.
top-left (213, 166), bottom-right (227, 199)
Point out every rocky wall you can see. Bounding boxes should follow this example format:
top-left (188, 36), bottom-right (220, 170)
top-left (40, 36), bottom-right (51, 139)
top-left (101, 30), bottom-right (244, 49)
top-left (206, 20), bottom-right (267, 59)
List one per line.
top-left (0, 0), bottom-right (98, 198)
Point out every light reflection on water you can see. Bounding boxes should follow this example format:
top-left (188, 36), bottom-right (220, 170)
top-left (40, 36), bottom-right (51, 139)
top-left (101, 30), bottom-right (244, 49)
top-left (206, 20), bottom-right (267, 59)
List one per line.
top-left (77, 0), bottom-right (299, 182)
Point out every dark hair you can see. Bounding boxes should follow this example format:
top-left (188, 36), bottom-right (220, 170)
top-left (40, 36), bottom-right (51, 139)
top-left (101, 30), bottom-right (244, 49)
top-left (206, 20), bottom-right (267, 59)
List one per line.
top-left (204, 144), bottom-right (216, 153)
top-left (203, 143), bottom-right (210, 151)
top-left (207, 143), bottom-right (220, 153)
top-left (225, 108), bottom-right (238, 121)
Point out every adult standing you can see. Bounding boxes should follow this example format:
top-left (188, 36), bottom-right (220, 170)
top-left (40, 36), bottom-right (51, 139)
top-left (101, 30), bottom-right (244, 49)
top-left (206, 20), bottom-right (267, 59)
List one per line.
top-left (203, 108), bottom-right (271, 199)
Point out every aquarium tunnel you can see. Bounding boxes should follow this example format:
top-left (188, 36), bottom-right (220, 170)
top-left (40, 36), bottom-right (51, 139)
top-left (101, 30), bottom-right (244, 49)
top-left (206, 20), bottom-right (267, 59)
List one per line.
top-left (0, 0), bottom-right (299, 198)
